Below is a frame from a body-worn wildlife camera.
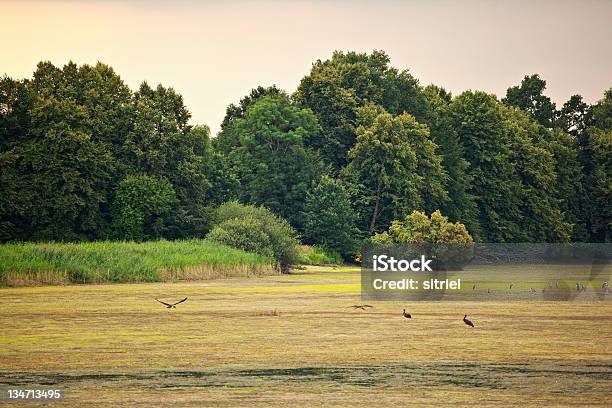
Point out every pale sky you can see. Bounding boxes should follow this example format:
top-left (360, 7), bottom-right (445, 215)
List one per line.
top-left (2, 0), bottom-right (611, 135)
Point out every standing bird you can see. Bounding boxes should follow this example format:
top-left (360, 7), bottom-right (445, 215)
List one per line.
top-left (403, 309), bottom-right (412, 319)
top-left (509, 282), bottom-right (514, 290)
top-left (472, 282), bottom-right (477, 290)
top-left (155, 297), bottom-right (188, 309)
top-left (463, 315), bottom-right (474, 327)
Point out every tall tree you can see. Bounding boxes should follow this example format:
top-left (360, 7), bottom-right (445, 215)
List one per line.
top-left (294, 50), bottom-right (426, 171)
top-left (303, 176), bottom-right (357, 257)
top-left (450, 91), bottom-right (524, 242)
top-left (503, 74), bottom-right (557, 128)
top-left (558, 94), bottom-right (592, 137)
top-left (224, 95), bottom-right (322, 230)
top-left (421, 85), bottom-right (480, 238)
top-left (343, 108), bottom-right (432, 235)
top-left (215, 85), bottom-right (286, 153)
top-left (580, 89), bottom-right (612, 241)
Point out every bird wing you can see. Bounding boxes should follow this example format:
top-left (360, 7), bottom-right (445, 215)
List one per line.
top-left (155, 299), bottom-right (172, 307)
top-left (172, 297), bottom-right (188, 306)
top-left (363, 305), bottom-right (373, 308)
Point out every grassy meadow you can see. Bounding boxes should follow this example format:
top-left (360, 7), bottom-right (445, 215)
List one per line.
top-left (0, 240), bottom-right (275, 286)
top-left (1, 265), bottom-right (610, 407)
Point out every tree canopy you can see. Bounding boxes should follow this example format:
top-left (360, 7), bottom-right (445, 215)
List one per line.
top-left (1, 56), bottom-right (610, 248)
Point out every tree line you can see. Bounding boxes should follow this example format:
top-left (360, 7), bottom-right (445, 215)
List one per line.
top-left (0, 51), bottom-right (610, 256)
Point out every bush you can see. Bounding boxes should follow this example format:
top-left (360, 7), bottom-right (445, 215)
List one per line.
top-left (207, 202), bottom-right (299, 271)
top-left (372, 210), bottom-right (473, 244)
top-left (298, 245), bottom-right (343, 265)
top-left (206, 217), bottom-right (274, 260)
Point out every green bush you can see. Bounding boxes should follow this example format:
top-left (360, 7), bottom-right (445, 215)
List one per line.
top-left (208, 202), bottom-right (299, 271)
top-left (206, 217), bottom-right (274, 260)
top-left (298, 245), bottom-right (343, 265)
top-left (372, 210), bottom-right (473, 244)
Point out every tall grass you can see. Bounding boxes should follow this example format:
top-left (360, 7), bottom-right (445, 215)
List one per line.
top-left (0, 239), bottom-right (275, 287)
top-left (298, 245), bottom-right (343, 265)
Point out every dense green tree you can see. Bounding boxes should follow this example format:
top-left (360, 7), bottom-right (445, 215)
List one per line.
top-left (451, 91), bottom-right (571, 242)
top-left (1, 97), bottom-right (115, 241)
top-left (112, 175), bottom-right (176, 241)
top-left (216, 85), bottom-right (286, 152)
top-left (579, 127), bottom-right (611, 241)
top-left (579, 89), bottom-right (612, 241)
top-left (124, 85), bottom-right (216, 238)
top-left (545, 129), bottom-right (587, 241)
top-left (294, 50), bottom-right (426, 171)
top-left (558, 95), bottom-right (592, 137)
top-left (503, 74), bottom-right (557, 128)
top-left (303, 176), bottom-right (357, 257)
top-left (421, 86), bottom-right (480, 238)
top-left (343, 108), bottom-right (433, 235)
top-left (223, 95), bottom-right (322, 230)
top-left (502, 106), bottom-right (571, 241)
top-left (450, 91), bottom-right (524, 241)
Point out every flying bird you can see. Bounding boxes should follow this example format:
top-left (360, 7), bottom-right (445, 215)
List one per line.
top-left (463, 315), bottom-right (474, 328)
top-left (155, 297), bottom-right (188, 308)
top-left (403, 309), bottom-right (412, 319)
top-left (350, 305), bottom-right (373, 310)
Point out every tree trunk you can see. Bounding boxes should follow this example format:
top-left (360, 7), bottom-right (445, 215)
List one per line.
top-left (369, 179), bottom-right (382, 235)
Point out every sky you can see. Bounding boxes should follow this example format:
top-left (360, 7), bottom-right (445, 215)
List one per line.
top-left (2, 0), bottom-right (611, 135)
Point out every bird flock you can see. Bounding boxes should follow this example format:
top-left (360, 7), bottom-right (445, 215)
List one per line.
top-left (155, 298), bottom-right (476, 327)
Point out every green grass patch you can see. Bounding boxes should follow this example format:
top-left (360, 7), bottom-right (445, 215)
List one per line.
top-left (0, 239), bottom-right (275, 286)
top-left (297, 245), bottom-right (343, 266)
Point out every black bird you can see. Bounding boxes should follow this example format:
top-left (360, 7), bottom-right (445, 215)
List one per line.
top-left (403, 309), bottom-right (412, 319)
top-left (350, 305), bottom-right (373, 310)
top-left (463, 315), bottom-right (474, 327)
top-left (155, 297), bottom-right (188, 308)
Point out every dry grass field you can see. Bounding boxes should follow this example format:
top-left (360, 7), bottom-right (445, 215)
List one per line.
top-left (1, 266), bottom-right (611, 407)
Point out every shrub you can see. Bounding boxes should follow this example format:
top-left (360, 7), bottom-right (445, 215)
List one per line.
top-left (371, 210), bottom-right (474, 268)
top-left (298, 245), bottom-right (343, 265)
top-left (372, 210), bottom-right (473, 244)
top-left (208, 202), bottom-right (299, 271)
top-left (206, 217), bottom-right (274, 260)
